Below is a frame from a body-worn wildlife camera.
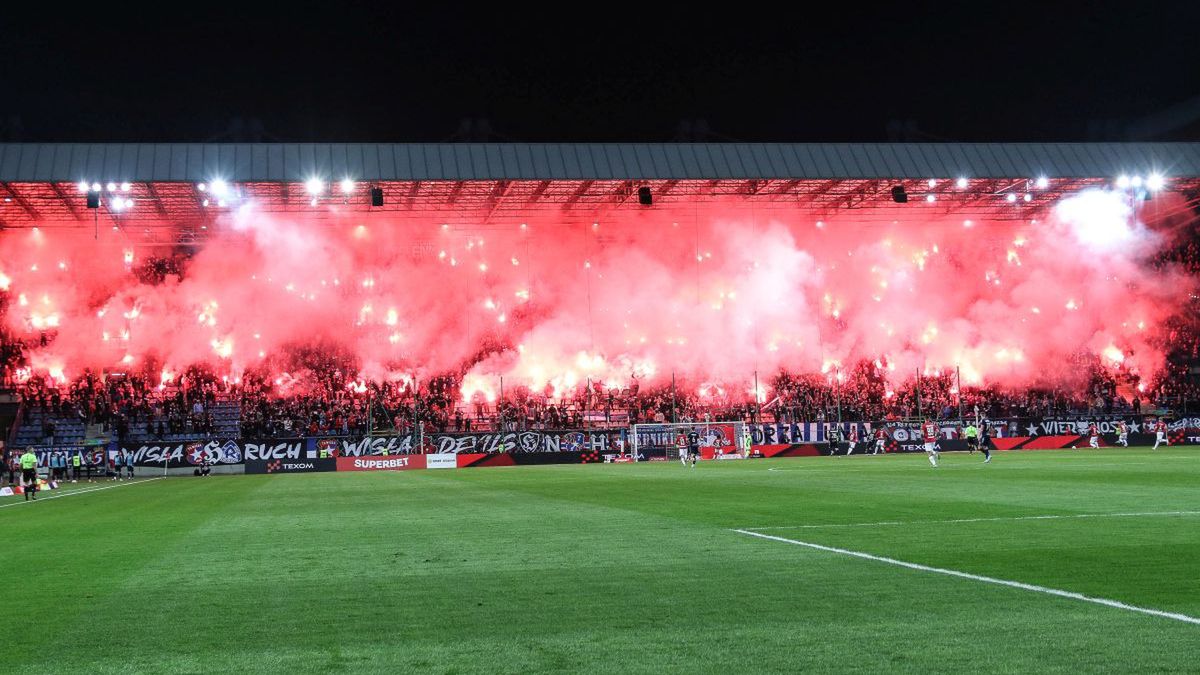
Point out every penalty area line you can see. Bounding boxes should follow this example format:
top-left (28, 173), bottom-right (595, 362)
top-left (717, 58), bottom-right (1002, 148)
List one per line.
top-left (0, 477), bottom-right (165, 510)
top-left (732, 528), bottom-right (1200, 626)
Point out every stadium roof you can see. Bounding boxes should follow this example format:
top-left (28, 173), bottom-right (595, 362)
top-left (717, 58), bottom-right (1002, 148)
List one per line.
top-left (2, 142), bottom-right (1199, 182)
top-left (1, 143), bottom-right (1198, 233)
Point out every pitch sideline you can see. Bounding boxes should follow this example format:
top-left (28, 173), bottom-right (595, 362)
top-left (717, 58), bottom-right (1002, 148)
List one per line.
top-left (732, 528), bottom-right (1200, 626)
top-left (0, 477), bottom-right (164, 510)
top-left (746, 510), bottom-right (1200, 530)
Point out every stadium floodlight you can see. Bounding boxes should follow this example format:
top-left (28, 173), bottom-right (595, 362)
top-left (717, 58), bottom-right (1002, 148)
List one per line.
top-left (309, 197), bottom-right (318, 206)
top-left (340, 178), bottom-right (355, 194)
top-left (925, 194), bottom-right (936, 203)
top-left (106, 182), bottom-right (117, 192)
top-left (1035, 176), bottom-right (1049, 189)
top-left (1006, 193), bottom-right (1018, 203)
top-left (124, 198), bottom-right (135, 209)
top-left (110, 197), bottom-right (124, 211)
top-left (77, 181), bottom-right (89, 193)
top-left (955, 177), bottom-right (968, 188)
top-left (197, 182), bottom-right (208, 192)
top-left (1147, 173), bottom-right (1165, 191)
top-left (1131, 175), bottom-right (1143, 188)
top-left (217, 199), bottom-right (227, 208)
top-left (1023, 193), bottom-right (1032, 202)
top-left (210, 179), bottom-right (229, 196)
top-left (305, 177), bottom-right (325, 195)
top-left (91, 182), bottom-right (101, 193)
top-left (201, 199), bottom-right (210, 207)
top-left (1116, 175), bottom-right (1131, 189)
top-left (120, 182), bottom-right (131, 192)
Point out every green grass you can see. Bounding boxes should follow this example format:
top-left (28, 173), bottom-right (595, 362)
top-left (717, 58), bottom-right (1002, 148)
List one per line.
top-left (3, 447), bottom-right (1199, 673)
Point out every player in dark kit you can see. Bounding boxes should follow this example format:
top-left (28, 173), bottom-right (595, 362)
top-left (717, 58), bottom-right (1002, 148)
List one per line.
top-left (978, 422), bottom-right (992, 463)
top-left (827, 426), bottom-right (841, 456)
top-left (686, 429), bottom-right (700, 468)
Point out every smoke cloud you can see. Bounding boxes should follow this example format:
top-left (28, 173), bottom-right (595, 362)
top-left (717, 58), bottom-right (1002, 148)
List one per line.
top-left (1, 188), bottom-right (1192, 401)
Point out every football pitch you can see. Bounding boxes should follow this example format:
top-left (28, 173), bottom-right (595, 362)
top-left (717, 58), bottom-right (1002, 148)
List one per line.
top-left (3, 447), bottom-right (1198, 673)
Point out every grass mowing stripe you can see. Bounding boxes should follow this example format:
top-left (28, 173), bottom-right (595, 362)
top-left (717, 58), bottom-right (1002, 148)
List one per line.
top-left (0, 477), bottom-right (164, 509)
top-left (747, 510), bottom-right (1200, 530)
top-left (732, 528), bottom-right (1200, 626)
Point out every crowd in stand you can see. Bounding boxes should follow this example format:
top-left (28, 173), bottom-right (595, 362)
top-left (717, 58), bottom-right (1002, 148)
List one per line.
top-left (15, 366), bottom-right (221, 442)
top-left (3, 238), bottom-right (1200, 442)
top-left (2, 338), bottom-right (1199, 445)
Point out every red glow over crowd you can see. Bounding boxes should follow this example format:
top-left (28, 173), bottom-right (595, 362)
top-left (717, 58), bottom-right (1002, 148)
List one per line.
top-left (2, 190), bottom-right (1198, 438)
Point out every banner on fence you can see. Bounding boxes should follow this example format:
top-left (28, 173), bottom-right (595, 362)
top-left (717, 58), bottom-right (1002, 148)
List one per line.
top-left (245, 457), bottom-right (336, 474)
top-left (336, 454), bottom-right (427, 471)
top-left (314, 429), bottom-right (617, 456)
top-left (426, 453), bottom-right (457, 469)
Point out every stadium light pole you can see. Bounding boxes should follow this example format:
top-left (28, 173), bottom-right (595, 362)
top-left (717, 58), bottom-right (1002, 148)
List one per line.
top-left (413, 377), bottom-right (421, 448)
top-left (956, 366), bottom-right (964, 422)
top-left (754, 370), bottom-right (761, 423)
top-left (916, 368), bottom-right (923, 420)
top-left (367, 383), bottom-right (373, 438)
top-left (834, 367), bottom-right (842, 426)
top-left (671, 371), bottom-right (677, 424)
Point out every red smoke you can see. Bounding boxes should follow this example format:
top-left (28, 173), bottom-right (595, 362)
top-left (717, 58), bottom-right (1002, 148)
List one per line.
top-left (0, 188), bottom-right (1193, 400)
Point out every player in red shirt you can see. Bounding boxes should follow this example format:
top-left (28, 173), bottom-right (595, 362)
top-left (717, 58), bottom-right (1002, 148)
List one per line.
top-left (1088, 423), bottom-right (1100, 449)
top-left (1153, 420), bottom-right (1169, 450)
top-left (873, 427), bottom-right (887, 455)
top-left (921, 419), bottom-right (939, 467)
top-left (845, 426), bottom-right (859, 455)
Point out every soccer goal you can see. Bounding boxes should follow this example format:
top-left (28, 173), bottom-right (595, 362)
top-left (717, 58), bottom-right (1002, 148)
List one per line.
top-left (629, 421), bottom-right (749, 462)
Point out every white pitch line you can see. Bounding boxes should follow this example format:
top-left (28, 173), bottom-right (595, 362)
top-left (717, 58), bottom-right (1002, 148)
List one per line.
top-left (746, 510), bottom-right (1200, 530)
top-left (732, 528), bottom-right (1200, 626)
top-left (0, 477), bottom-right (164, 510)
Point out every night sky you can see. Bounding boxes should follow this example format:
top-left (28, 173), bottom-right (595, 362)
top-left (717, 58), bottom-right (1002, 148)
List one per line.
top-left (2, 3), bottom-right (1198, 143)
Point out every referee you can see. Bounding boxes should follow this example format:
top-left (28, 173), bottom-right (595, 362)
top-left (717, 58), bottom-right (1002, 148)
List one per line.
top-left (20, 447), bottom-right (39, 501)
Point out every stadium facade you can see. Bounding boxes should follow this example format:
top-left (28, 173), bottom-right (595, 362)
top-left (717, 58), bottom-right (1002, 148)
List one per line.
top-left (2, 142), bottom-right (1199, 233)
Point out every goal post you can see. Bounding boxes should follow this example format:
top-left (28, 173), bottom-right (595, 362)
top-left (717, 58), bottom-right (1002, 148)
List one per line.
top-left (629, 421), bottom-right (749, 462)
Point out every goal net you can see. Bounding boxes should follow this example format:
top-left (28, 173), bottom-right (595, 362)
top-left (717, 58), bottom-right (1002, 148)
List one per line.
top-left (630, 421), bottom-right (749, 462)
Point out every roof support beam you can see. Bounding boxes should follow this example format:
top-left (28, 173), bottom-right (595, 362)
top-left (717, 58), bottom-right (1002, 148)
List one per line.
top-left (564, 180), bottom-right (594, 208)
top-left (47, 182), bottom-right (84, 222)
top-left (0, 183), bottom-right (40, 220)
top-left (770, 179), bottom-right (805, 198)
top-left (527, 180), bottom-right (551, 204)
top-left (143, 183), bottom-right (170, 220)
